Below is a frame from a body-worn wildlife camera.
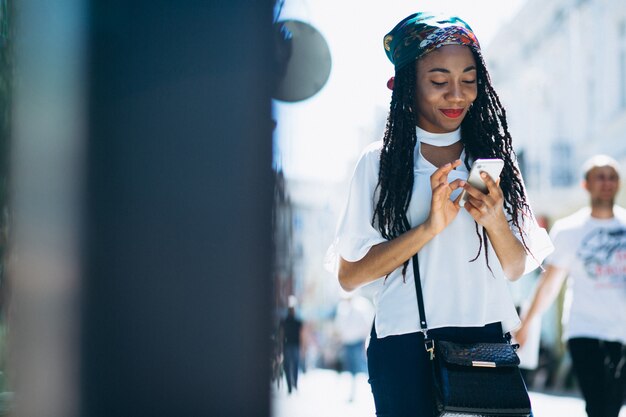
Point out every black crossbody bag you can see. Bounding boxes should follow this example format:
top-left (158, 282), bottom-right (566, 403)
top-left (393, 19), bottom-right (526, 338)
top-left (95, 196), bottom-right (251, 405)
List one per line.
top-left (411, 253), bottom-right (532, 417)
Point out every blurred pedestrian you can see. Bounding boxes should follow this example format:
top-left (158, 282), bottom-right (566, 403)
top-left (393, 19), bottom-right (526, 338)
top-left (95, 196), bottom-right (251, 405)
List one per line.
top-left (516, 155), bottom-right (626, 417)
top-left (279, 295), bottom-right (303, 394)
top-left (326, 11), bottom-right (553, 416)
top-left (334, 292), bottom-right (374, 402)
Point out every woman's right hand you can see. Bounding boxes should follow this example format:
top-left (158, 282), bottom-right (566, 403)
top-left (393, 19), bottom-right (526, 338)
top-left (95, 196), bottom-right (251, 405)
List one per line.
top-left (339, 159), bottom-right (464, 291)
top-left (424, 159), bottom-right (465, 236)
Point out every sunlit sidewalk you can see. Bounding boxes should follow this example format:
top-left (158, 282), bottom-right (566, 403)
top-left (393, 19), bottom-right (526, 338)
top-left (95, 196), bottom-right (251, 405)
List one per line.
top-left (272, 368), bottom-right (626, 417)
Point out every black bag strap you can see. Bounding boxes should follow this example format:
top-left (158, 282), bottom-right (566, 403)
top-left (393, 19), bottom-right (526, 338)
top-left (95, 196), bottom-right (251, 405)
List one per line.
top-left (411, 253), bottom-right (428, 331)
top-left (412, 253), bottom-right (435, 358)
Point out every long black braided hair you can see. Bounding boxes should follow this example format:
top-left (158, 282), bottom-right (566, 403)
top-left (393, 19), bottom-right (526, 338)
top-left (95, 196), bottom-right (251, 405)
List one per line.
top-left (372, 48), bottom-right (531, 278)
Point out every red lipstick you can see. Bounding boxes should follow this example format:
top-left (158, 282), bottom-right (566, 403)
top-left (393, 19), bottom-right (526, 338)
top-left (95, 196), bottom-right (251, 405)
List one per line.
top-left (440, 108), bottom-right (464, 118)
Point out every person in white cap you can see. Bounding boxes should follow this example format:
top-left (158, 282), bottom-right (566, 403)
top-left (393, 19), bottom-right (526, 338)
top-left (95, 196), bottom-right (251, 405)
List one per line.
top-left (516, 155), bottom-right (626, 417)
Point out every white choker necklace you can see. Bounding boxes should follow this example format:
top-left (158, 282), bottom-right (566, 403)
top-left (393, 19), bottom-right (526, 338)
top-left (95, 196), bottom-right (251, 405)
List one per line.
top-left (416, 126), bottom-right (461, 147)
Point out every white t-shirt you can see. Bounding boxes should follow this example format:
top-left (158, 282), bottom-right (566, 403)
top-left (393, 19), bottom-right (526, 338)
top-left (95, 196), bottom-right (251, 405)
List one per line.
top-left (327, 139), bottom-right (553, 339)
top-left (546, 207), bottom-right (626, 344)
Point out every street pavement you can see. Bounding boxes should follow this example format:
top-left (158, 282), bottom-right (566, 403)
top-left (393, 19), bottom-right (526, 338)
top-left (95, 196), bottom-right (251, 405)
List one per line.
top-left (272, 368), bottom-right (626, 417)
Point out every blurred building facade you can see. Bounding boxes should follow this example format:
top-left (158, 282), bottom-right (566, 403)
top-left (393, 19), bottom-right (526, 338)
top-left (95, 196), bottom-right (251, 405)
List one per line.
top-left (273, 169), bottom-right (295, 312)
top-left (274, 176), bottom-right (346, 369)
top-left (487, 0), bottom-right (626, 219)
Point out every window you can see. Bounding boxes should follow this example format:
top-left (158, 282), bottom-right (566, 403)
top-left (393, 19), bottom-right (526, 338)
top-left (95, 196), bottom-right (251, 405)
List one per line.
top-left (550, 142), bottom-right (574, 187)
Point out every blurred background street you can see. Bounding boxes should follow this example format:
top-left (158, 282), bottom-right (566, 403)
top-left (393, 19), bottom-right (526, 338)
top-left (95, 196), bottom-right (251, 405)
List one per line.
top-left (272, 369), bottom-right (626, 417)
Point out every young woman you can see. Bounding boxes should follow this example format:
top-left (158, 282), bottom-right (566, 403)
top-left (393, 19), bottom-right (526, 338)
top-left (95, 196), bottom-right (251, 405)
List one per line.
top-left (328, 12), bottom-right (553, 416)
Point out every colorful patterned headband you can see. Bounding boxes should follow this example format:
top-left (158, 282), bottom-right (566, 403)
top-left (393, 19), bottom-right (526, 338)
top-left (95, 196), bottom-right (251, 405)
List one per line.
top-left (383, 12), bottom-right (480, 71)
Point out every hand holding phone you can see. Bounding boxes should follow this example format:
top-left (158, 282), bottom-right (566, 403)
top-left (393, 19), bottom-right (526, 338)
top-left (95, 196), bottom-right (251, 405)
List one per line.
top-left (458, 158), bottom-right (504, 207)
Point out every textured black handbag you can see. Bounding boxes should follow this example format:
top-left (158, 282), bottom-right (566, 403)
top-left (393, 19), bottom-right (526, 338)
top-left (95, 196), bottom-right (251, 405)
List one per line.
top-left (411, 254), bottom-right (532, 417)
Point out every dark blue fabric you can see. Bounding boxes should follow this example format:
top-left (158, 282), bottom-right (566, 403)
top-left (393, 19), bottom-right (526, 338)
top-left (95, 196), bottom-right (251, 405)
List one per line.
top-left (568, 337), bottom-right (626, 417)
top-left (342, 340), bottom-right (368, 375)
top-left (367, 322), bottom-right (505, 417)
top-left (283, 345), bottom-right (300, 393)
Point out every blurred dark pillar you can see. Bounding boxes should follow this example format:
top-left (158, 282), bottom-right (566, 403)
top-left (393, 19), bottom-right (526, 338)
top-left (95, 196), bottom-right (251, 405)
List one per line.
top-left (12, 1), bottom-right (273, 414)
top-left (83, 1), bottom-right (273, 417)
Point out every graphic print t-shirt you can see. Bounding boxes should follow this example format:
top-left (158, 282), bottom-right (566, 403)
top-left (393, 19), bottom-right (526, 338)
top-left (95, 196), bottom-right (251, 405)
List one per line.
top-left (547, 207), bottom-right (626, 343)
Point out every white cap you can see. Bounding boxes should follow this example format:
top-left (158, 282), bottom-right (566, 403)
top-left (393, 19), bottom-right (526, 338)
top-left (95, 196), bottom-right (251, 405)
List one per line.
top-left (287, 295), bottom-right (298, 308)
top-left (581, 154), bottom-right (621, 179)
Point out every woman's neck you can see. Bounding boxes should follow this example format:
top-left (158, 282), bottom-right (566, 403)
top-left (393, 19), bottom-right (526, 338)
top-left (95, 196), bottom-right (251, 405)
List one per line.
top-left (420, 141), bottom-right (464, 168)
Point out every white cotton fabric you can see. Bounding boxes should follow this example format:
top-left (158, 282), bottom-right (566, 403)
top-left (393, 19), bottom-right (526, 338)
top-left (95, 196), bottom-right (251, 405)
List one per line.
top-left (416, 126), bottom-right (460, 146)
top-left (546, 207), bottom-right (626, 344)
top-left (326, 137), bottom-right (554, 339)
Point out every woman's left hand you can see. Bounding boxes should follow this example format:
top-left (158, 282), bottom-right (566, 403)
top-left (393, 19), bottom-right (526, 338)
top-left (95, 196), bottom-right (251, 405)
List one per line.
top-left (462, 172), bottom-right (507, 230)
top-left (463, 171), bottom-right (528, 281)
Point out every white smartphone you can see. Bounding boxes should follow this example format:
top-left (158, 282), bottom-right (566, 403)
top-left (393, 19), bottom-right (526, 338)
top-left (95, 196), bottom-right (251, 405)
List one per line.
top-left (458, 158), bottom-right (505, 206)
